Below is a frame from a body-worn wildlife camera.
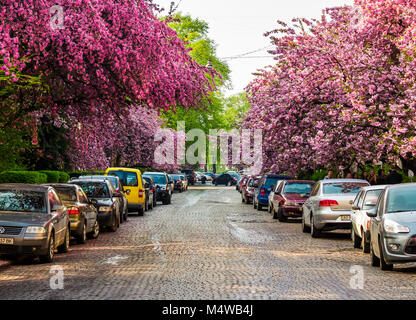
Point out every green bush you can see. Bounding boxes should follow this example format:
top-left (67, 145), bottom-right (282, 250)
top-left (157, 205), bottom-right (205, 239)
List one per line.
top-left (39, 171), bottom-right (61, 183)
top-left (59, 172), bottom-right (70, 183)
top-left (0, 171), bottom-right (47, 184)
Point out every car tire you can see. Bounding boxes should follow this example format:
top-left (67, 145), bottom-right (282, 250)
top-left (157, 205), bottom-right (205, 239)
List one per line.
top-left (277, 207), bottom-right (287, 222)
top-left (77, 221), bottom-right (87, 244)
top-left (362, 231), bottom-right (370, 254)
top-left (379, 240), bottom-right (393, 271)
top-left (310, 215), bottom-right (321, 238)
top-left (58, 226), bottom-right (70, 253)
top-left (138, 206), bottom-right (144, 217)
top-left (242, 196), bottom-right (245, 203)
top-left (352, 228), bottom-right (361, 249)
top-left (257, 203), bottom-right (263, 211)
top-left (40, 234), bottom-right (55, 263)
top-left (370, 240), bottom-right (380, 267)
top-left (302, 215), bottom-right (311, 233)
top-left (87, 220), bottom-right (100, 240)
top-left (110, 212), bottom-right (119, 232)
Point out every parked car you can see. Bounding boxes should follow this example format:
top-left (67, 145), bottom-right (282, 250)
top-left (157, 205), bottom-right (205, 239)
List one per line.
top-left (47, 184), bottom-right (100, 243)
top-left (69, 179), bottom-right (121, 230)
top-left (179, 175), bottom-right (189, 191)
top-left (267, 181), bottom-right (285, 213)
top-left (253, 175), bottom-right (292, 211)
top-left (213, 173), bottom-right (238, 186)
top-left (181, 169), bottom-right (196, 186)
top-left (0, 184), bottom-right (70, 263)
top-left (77, 175), bottom-right (128, 223)
top-left (367, 183), bottom-right (416, 271)
top-left (242, 176), bottom-right (262, 204)
top-left (270, 180), bottom-right (314, 222)
top-left (105, 168), bottom-right (146, 216)
top-left (142, 176), bottom-right (156, 209)
top-left (203, 173), bottom-right (215, 181)
top-left (238, 176), bottom-right (249, 193)
top-left (351, 185), bottom-right (388, 253)
top-left (143, 172), bottom-right (174, 205)
top-left (169, 174), bottom-right (185, 192)
top-left (302, 179), bottom-right (370, 238)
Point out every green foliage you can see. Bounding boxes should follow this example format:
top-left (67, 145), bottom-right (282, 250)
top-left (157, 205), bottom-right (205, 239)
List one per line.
top-left (222, 93), bottom-right (251, 130)
top-left (0, 171), bottom-right (47, 184)
top-left (59, 172), bottom-right (70, 183)
top-left (39, 171), bottom-right (70, 183)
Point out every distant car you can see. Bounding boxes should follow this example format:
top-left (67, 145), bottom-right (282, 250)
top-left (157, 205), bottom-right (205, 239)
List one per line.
top-left (169, 174), bottom-right (185, 192)
top-left (142, 176), bottom-right (156, 209)
top-left (268, 181), bottom-right (285, 213)
top-left (203, 173), bottom-right (215, 181)
top-left (351, 185), bottom-right (388, 253)
top-left (238, 176), bottom-right (249, 193)
top-left (242, 176), bottom-right (262, 204)
top-left (213, 173), bottom-right (238, 186)
top-left (181, 170), bottom-right (196, 186)
top-left (69, 179), bottom-right (121, 231)
top-left (270, 180), bottom-right (314, 222)
top-left (143, 172), bottom-right (174, 205)
top-left (0, 184), bottom-right (70, 263)
top-left (367, 183), bottom-right (416, 271)
top-left (47, 184), bottom-right (100, 243)
top-left (179, 175), bottom-right (189, 191)
top-left (77, 175), bottom-right (128, 223)
top-left (302, 179), bottom-right (370, 238)
top-left (253, 175), bottom-right (292, 211)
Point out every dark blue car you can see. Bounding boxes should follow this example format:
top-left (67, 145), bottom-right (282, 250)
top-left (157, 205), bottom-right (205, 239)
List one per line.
top-left (253, 175), bottom-right (292, 211)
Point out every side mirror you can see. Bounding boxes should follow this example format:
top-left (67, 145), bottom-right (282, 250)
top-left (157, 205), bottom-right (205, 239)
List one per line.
top-left (366, 208), bottom-right (377, 218)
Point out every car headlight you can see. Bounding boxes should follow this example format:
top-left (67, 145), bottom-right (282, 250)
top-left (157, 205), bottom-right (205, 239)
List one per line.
top-left (99, 207), bottom-right (112, 212)
top-left (26, 226), bottom-right (46, 234)
top-left (384, 219), bottom-right (410, 234)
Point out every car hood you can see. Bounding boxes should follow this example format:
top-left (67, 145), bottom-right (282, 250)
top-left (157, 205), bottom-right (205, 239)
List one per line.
top-left (387, 212), bottom-right (416, 228)
top-left (0, 211), bottom-right (53, 227)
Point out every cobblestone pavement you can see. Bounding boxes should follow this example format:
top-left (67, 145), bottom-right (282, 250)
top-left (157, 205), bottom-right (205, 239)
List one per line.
top-left (1, 187), bottom-right (416, 300)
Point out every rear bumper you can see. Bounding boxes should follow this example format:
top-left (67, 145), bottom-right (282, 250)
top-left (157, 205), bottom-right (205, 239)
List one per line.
top-left (128, 203), bottom-right (144, 211)
top-left (257, 196), bottom-right (269, 206)
top-left (314, 209), bottom-right (352, 230)
top-left (70, 220), bottom-right (83, 236)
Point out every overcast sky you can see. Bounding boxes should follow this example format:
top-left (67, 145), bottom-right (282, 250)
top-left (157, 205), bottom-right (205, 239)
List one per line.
top-left (155, 0), bottom-right (354, 96)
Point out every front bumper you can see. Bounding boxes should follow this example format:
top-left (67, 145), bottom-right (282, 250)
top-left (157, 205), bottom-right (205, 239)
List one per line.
top-left (383, 234), bottom-right (416, 264)
top-left (0, 234), bottom-right (49, 256)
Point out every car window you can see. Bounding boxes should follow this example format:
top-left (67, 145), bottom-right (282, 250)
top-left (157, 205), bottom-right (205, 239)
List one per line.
top-left (283, 183), bottom-right (312, 195)
top-left (323, 182), bottom-right (369, 195)
top-left (352, 191), bottom-right (361, 208)
top-left (144, 175), bottom-right (167, 185)
top-left (0, 190), bottom-right (47, 213)
top-left (386, 185), bottom-right (416, 213)
top-left (108, 171), bottom-right (138, 187)
top-left (357, 191), bottom-right (365, 208)
top-left (377, 191), bottom-right (385, 217)
top-left (78, 189), bottom-right (89, 204)
top-left (76, 182), bottom-right (110, 199)
top-left (363, 189), bottom-right (383, 210)
top-left (49, 190), bottom-right (62, 209)
top-left (54, 187), bottom-right (77, 202)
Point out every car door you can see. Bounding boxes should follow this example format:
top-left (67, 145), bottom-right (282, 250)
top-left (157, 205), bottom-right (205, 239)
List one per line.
top-left (371, 190), bottom-right (386, 258)
top-left (351, 190), bottom-right (364, 235)
top-left (49, 189), bottom-right (67, 245)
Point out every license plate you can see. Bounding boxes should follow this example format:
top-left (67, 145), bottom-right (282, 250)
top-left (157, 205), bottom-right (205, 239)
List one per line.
top-left (340, 216), bottom-right (350, 221)
top-left (299, 207), bottom-right (303, 212)
top-left (0, 238), bottom-right (14, 245)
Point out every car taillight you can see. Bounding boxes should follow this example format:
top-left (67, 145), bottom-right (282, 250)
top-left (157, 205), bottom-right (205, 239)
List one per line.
top-left (260, 189), bottom-right (266, 196)
top-left (68, 208), bottom-right (79, 215)
top-left (178, 180), bottom-right (182, 183)
top-left (319, 200), bottom-right (339, 207)
top-left (367, 220), bottom-right (371, 230)
top-left (139, 190), bottom-right (144, 197)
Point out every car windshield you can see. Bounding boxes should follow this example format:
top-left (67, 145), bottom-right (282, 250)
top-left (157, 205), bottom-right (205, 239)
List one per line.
top-left (323, 182), bottom-right (368, 195)
top-left (144, 175), bottom-right (166, 185)
top-left (386, 186), bottom-right (416, 213)
top-left (169, 175), bottom-right (181, 181)
top-left (53, 187), bottom-right (77, 202)
top-left (283, 183), bottom-right (312, 195)
top-left (75, 182), bottom-right (110, 199)
top-left (0, 190), bottom-right (46, 213)
top-left (108, 171), bottom-right (137, 187)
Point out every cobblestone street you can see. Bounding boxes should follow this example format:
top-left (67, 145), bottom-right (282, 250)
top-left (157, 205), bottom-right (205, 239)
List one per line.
top-left (1, 187), bottom-right (416, 300)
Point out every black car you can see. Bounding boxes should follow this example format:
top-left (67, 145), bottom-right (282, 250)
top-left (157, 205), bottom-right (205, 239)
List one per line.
top-left (181, 170), bottom-right (196, 186)
top-left (0, 184), bottom-right (70, 263)
top-left (213, 173), bottom-right (238, 186)
top-left (69, 179), bottom-right (121, 232)
top-left (169, 174), bottom-right (185, 192)
top-left (47, 184), bottom-right (100, 243)
top-left (143, 172), bottom-right (173, 205)
top-left (142, 176), bottom-right (156, 210)
top-left (77, 175), bottom-right (128, 223)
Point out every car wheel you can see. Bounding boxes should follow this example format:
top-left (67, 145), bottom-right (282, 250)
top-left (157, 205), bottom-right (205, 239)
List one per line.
top-left (352, 228), bottom-right (361, 249)
top-left (277, 207), bottom-right (287, 222)
top-left (87, 220), bottom-right (100, 240)
top-left (138, 206), bottom-right (145, 216)
top-left (109, 212), bottom-right (119, 232)
top-left (242, 196), bottom-right (245, 203)
top-left (40, 234), bottom-right (55, 263)
top-left (379, 240), bottom-right (393, 271)
top-left (370, 240), bottom-right (380, 267)
top-left (253, 199), bottom-right (257, 209)
top-left (124, 207), bottom-right (128, 222)
top-left (77, 221), bottom-right (87, 244)
top-left (58, 226), bottom-right (70, 253)
top-left (310, 215), bottom-right (321, 238)
top-left (302, 215), bottom-right (310, 233)
top-left (257, 202), bottom-right (263, 211)
top-left (362, 231), bottom-right (370, 254)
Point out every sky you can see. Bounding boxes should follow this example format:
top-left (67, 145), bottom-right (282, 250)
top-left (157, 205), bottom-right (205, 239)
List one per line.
top-left (155, 0), bottom-right (354, 96)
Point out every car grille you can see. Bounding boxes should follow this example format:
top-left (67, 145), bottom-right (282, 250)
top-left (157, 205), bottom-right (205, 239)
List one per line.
top-left (405, 237), bottom-right (416, 255)
top-left (0, 226), bottom-right (23, 236)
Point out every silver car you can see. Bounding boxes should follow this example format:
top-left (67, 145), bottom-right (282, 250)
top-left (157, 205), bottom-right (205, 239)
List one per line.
top-left (351, 185), bottom-right (388, 253)
top-left (367, 183), bottom-right (416, 271)
top-left (302, 179), bottom-right (370, 238)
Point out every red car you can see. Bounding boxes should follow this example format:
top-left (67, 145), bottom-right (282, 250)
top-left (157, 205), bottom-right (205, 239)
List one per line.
top-left (270, 180), bottom-right (314, 222)
top-left (241, 176), bottom-right (262, 204)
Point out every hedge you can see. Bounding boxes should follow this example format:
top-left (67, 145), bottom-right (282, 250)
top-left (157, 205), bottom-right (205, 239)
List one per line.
top-left (0, 171), bottom-right (48, 184)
